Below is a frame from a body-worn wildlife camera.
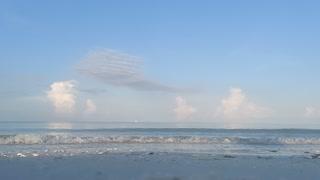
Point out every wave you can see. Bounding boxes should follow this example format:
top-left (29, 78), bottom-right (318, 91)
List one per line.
top-left (1, 134), bottom-right (320, 145)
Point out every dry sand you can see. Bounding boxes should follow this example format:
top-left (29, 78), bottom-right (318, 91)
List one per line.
top-left (1, 153), bottom-right (320, 180)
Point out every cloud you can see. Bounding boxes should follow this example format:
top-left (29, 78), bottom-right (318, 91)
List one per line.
top-left (215, 88), bottom-right (271, 120)
top-left (78, 88), bottom-right (107, 95)
top-left (304, 106), bottom-right (320, 118)
top-left (84, 99), bottom-right (97, 115)
top-left (47, 80), bottom-right (77, 115)
top-left (76, 48), bottom-right (178, 92)
top-left (174, 96), bottom-right (197, 119)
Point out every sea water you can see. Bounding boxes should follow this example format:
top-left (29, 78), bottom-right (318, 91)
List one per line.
top-left (1, 121), bottom-right (320, 158)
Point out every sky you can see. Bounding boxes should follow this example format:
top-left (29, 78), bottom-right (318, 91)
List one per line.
top-left (1, 0), bottom-right (320, 128)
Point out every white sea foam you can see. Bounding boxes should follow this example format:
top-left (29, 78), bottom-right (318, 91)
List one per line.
top-left (1, 134), bottom-right (320, 145)
top-left (1, 134), bottom-right (44, 144)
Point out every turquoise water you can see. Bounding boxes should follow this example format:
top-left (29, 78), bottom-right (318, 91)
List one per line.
top-left (1, 121), bottom-right (320, 158)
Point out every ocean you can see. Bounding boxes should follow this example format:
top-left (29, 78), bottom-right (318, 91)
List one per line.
top-left (1, 121), bottom-right (320, 158)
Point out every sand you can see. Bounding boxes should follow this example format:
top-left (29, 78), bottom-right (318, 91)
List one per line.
top-left (1, 153), bottom-right (320, 180)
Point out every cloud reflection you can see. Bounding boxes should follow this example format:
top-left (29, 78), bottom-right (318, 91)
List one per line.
top-left (48, 122), bottom-right (73, 129)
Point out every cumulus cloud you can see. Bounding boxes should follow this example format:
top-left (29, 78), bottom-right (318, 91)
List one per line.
top-left (215, 88), bottom-right (271, 120)
top-left (84, 99), bottom-right (97, 115)
top-left (76, 48), bottom-right (178, 92)
top-left (47, 80), bottom-right (77, 115)
top-left (174, 96), bottom-right (197, 119)
top-left (304, 106), bottom-right (320, 118)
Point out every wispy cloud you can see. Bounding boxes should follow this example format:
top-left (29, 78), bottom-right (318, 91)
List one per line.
top-left (174, 96), bottom-right (197, 119)
top-left (304, 106), bottom-right (320, 118)
top-left (0, 90), bottom-right (29, 98)
top-left (78, 88), bottom-right (107, 95)
top-left (215, 88), bottom-right (272, 120)
top-left (84, 99), bottom-right (97, 115)
top-left (76, 48), bottom-right (179, 92)
top-left (47, 80), bottom-right (77, 115)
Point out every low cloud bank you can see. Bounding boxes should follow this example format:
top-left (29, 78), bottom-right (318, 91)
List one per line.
top-left (174, 96), bottom-right (197, 119)
top-left (84, 99), bottom-right (97, 115)
top-left (215, 88), bottom-right (272, 120)
top-left (304, 106), bottom-right (320, 118)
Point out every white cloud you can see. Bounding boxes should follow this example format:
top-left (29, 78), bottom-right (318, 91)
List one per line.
top-left (174, 96), bottom-right (197, 119)
top-left (47, 80), bottom-right (77, 115)
top-left (84, 99), bottom-right (97, 115)
top-left (76, 48), bottom-right (178, 92)
top-left (215, 88), bottom-right (271, 120)
top-left (304, 106), bottom-right (320, 118)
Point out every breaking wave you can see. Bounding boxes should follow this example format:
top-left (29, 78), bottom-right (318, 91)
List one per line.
top-left (1, 134), bottom-right (320, 145)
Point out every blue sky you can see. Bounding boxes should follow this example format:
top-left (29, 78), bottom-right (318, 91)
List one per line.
top-left (1, 0), bottom-right (320, 127)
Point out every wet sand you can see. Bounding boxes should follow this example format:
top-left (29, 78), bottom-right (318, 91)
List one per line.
top-left (1, 153), bottom-right (320, 180)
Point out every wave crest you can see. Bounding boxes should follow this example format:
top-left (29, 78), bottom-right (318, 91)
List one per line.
top-left (1, 134), bottom-right (320, 145)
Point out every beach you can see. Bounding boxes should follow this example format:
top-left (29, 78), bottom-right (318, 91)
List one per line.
top-left (2, 0), bottom-right (320, 179)
top-left (2, 123), bottom-right (320, 179)
top-left (1, 152), bottom-right (320, 180)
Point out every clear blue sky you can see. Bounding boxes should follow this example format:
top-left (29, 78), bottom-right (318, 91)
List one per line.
top-left (1, 0), bottom-right (320, 127)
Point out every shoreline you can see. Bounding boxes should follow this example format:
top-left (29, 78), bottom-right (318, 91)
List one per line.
top-left (1, 152), bottom-right (320, 180)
